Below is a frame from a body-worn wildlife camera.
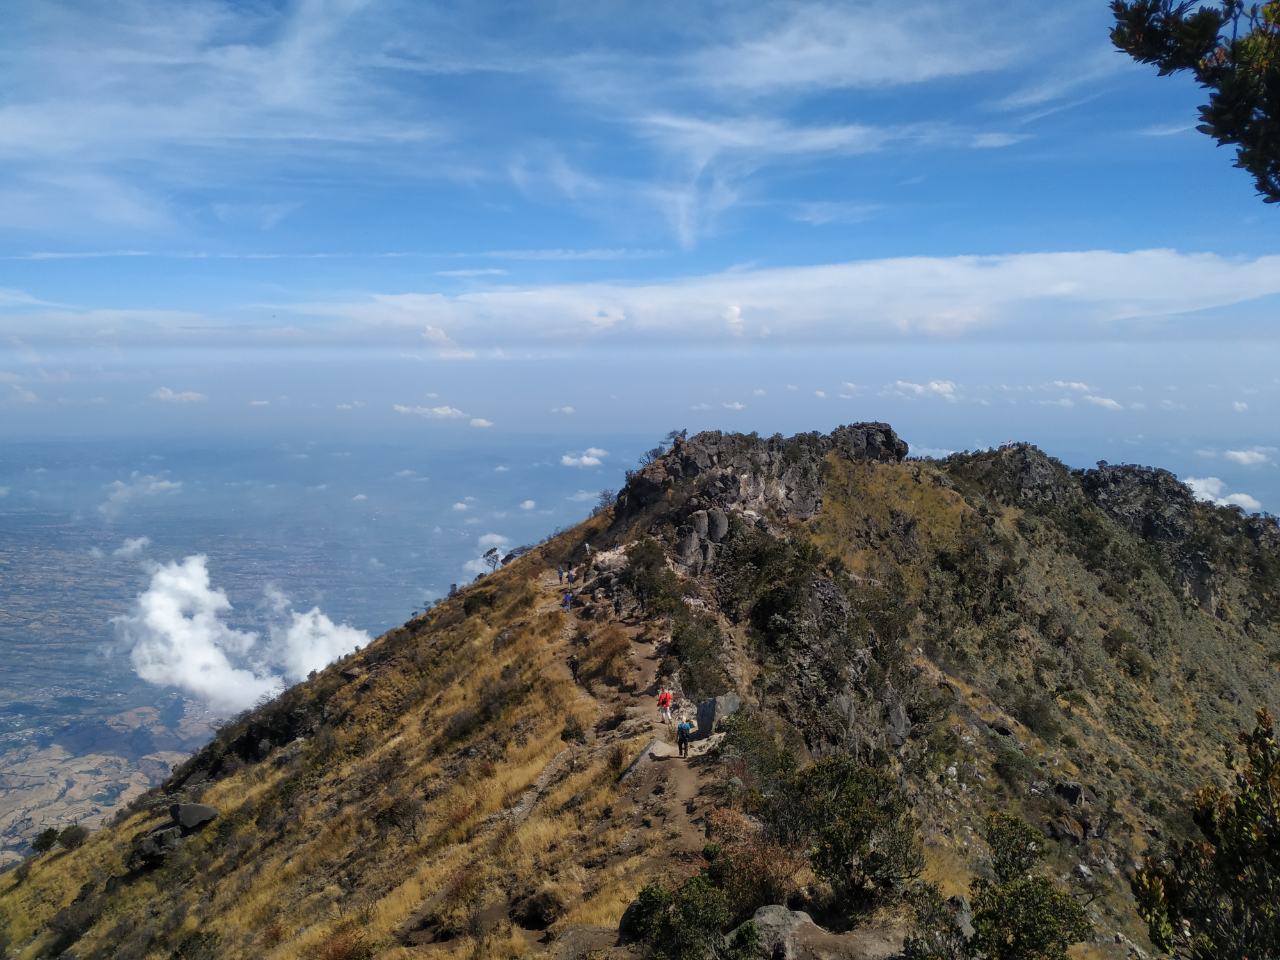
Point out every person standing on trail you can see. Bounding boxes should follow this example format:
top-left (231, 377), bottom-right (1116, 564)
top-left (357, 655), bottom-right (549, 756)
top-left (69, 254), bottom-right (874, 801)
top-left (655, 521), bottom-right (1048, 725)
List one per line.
top-left (676, 718), bottom-right (692, 757)
top-left (614, 596), bottom-right (622, 619)
top-left (558, 566), bottom-right (564, 584)
top-left (613, 536), bottom-right (619, 550)
top-left (569, 654), bottom-right (580, 682)
top-left (639, 588), bottom-right (647, 615)
top-left (584, 542), bottom-right (591, 557)
top-left (563, 591), bottom-right (572, 612)
top-left (657, 688), bottom-right (673, 724)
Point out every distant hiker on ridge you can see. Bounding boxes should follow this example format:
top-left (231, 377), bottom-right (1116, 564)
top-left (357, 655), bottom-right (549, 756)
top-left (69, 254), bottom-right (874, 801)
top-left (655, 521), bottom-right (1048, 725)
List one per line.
top-left (569, 654), bottom-right (579, 682)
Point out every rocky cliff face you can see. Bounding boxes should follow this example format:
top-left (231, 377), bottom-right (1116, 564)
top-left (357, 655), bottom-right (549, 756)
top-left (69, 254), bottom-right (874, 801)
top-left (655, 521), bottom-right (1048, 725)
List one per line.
top-left (617, 423), bottom-right (907, 575)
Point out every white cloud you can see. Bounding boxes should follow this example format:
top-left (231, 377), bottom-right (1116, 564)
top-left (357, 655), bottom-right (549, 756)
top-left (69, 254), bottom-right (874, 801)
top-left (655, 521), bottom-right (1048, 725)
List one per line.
top-left (452, 502), bottom-right (468, 510)
top-left (691, 402), bottom-right (711, 410)
top-left (1234, 401), bottom-right (1249, 412)
top-left (753, 388), bottom-right (765, 395)
top-left (394, 404), bottom-right (467, 419)
top-left (723, 401), bottom-right (745, 410)
top-left (423, 324), bottom-right (476, 359)
top-left (0, 487), bottom-right (8, 497)
top-left (911, 445), bottom-right (956, 458)
top-left (1225, 449), bottom-right (1269, 466)
top-left (814, 390), bottom-right (825, 397)
top-left (395, 469), bottom-right (414, 476)
top-left (113, 536), bottom-right (150, 557)
top-left (520, 500), bottom-right (535, 509)
top-left (152, 386), bottom-right (206, 403)
top-left (562, 453), bottom-right (602, 467)
top-left (896, 380), bottom-right (925, 395)
top-left (6, 385), bottom-right (38, 404)
top-left (929, 380), bottom-right (958, 401)
top-left (251, 399), bottom-right (269, 406)
top-left (1084, 395), bottom-right (1123, 410)
top-left (268, 604), bottom-right (368, 686)
top-left (1052, 381), bottom-right (1089, 391)
top-left (353, 493), bottom-right (367, 500)
top-left (1185, 476), bottom-right (1263, 512)
top-left (584, 447), bottom-right (607, 457)
top-left (494, 465), bottom-right (509, 472)
top-left (99, 472), bottom-right (181, 517)
top-left (479, 533), bottom-right (510, 549)
top-left (551, 406), bottom-right (575, 414)
top-left (470, 418), bottom-right (493, 427)
top-left (568, 490), bottom-right (596, 501)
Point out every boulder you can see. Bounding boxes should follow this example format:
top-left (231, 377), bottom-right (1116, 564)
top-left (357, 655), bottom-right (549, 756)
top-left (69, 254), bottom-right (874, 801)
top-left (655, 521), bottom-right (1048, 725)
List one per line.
top-left (947, 895), bottom-right (974, 939)
top-left (696, 692), bottom-right (740, 740)
top-left (1054, 781), bottom-right (1083, 806)
top-left (987, 718), bottom-right (1014, 738)
top-left (707, 507), bottom-right (729, 542)
top-left (170, 803), bottom-right (220, 830)
top-left (1046, 816), bottom-right (1086, 845)
top-left (887, 702), bottom-right (912, 746)
top-left (729, 905), bottom-right (812, 960)
top-left (135, 825), bottom-right (183, 866)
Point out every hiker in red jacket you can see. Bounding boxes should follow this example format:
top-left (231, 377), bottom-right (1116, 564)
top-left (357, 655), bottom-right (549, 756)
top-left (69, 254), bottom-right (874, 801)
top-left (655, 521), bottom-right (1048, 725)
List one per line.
top-left (657, 688), bottom-right (673, 723)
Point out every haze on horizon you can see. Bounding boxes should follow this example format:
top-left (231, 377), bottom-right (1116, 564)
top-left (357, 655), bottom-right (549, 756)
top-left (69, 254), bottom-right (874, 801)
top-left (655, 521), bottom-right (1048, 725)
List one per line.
top-left (1, 0), bottom-right (1278, 511)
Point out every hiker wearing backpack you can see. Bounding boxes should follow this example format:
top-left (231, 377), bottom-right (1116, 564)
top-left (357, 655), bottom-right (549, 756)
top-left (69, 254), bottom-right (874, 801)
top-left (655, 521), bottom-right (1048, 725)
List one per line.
top-left (657, 688), bottom-right (673, 723)
top-left (676, 718), bottom-right (692, 757)
top-left (569, 654), bottom-right (580, 682)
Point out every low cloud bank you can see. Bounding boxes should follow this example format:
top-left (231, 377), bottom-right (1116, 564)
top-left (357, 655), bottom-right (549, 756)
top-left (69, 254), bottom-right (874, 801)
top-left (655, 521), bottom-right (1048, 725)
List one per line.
top-left (113, 555), bottom-right (370, 713)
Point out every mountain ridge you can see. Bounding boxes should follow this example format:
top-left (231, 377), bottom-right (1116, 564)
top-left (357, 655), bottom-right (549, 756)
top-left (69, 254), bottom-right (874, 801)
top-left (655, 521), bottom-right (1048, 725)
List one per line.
top-left (2, 423), bottom-right (1278, 960)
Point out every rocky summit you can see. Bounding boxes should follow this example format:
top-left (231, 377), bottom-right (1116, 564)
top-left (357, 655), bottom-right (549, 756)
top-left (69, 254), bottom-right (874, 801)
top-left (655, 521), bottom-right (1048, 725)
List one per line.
top-left (3, 424), bottom-right (1279, 960)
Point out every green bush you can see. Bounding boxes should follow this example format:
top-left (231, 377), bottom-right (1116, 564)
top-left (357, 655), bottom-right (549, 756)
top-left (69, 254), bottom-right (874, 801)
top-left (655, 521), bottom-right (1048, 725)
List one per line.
top-left (778, 756), bottom-right (923, 904)
top-left (629, 876), bottom-right (759, 960)
top-left (969, 876), bottom-right (1090, 960)
top-left (462, 590), bottom-right (495, 617)
top-left (903, 882), bottom-right (969, 960)
top-left (31, 827), bottom-right (58, 853)
top-left (983, 812), bottom-right (1043, 883)
top-left (57, 825), bottom-right (89, 850)
top-left (1132, 708), bottom-right (1280, 959)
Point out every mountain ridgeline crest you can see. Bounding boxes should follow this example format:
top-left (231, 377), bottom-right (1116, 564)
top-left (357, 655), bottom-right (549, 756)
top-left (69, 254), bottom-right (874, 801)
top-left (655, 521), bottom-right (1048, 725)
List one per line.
top-left (3, 424), bottom-right (1279, 960)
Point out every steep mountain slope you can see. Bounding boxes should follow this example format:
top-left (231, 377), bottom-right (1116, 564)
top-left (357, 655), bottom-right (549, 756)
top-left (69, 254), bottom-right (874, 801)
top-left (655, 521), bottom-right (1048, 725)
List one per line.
top-left (2, 426), bottom-right (1278, 960)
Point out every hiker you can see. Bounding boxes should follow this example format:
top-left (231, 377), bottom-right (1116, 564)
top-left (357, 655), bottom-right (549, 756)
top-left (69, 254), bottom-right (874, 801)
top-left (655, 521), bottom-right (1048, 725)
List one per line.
top-left (567, 570), bottom-right (576, 587)
top-left (639, 588), bottom-right (647, 615)
top-left (614, 596), bottom-right (622, 619)
top-left (657, 688), bottom-right (673, 724)
top-left (585, 542), bottom-right (591, 557)
top-left (563, 591), bottom-right (572, 612)
top-left (569, 654), bottom-right (580, 682)
top-left (558, 566), bottom-right (564, 584)
top-left (613, 536), bottom-right (619, 550)
top-left (676, 718), bottom-right (692, 757)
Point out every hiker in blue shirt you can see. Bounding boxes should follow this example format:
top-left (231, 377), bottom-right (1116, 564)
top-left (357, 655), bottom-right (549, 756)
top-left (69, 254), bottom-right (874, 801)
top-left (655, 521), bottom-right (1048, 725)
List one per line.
top-left (558, 566), bottom-right (564, 584)
top-left (676, 719), bottom-right (692, 757)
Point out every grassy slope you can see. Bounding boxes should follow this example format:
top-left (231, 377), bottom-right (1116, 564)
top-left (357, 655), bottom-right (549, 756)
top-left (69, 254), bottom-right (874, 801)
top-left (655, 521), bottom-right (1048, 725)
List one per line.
top-left (4, 440), bottom-right (1279, 959)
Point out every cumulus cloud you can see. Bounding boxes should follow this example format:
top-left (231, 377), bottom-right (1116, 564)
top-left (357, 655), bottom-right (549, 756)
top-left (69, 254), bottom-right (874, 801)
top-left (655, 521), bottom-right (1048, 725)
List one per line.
top-left (251, 399), bottom-right (269, 405)
top-left (494, 465), bottom-right (509, 472)
top-left (1225, 449), bottom-right (1270, 466)
top-left (1234, 401), bottom-right (1249, 412)
top-left (113, 557), bottom-right (368, 713)
top-left (929, 380), bottom-right (958, 401)
top-left (452, 502), bottom-right (468, 510)
top-left (520, 499), bottom-right (535, 509)
top-left (753, 388), bottom-right (765, 395)
top-left (551, 406), bottom-right (575, 414)
top-left (562, 447), bottom-right (606, 467)
top-left (6, 385), bottom-right (38, 404)
top-left (1185, 477), bottom-right (1263, 512)
top-left (113, 536), bottom-right (151, 557)
top-left (723, 401), bottom-right (745, 409)
top-left (423, 324), bottom-right (476, 359)
top-left (568, 490), bottom-right (596, 501)
top-left (353, 493), bottom-right (367, 500)
top-left (1084, 395), bottom-right (1123, 410)
top-left (470, 418), bottom-right (493, 427)
top-left (152, 387), bottom-right (206, 403)
top-left (99, 472), bottom-right (182, 517)
top-left (0, 487), bottom-right (8, 497)
top-left (394, 404), bottom-right (467, 419)
top-left (479, 533), bottom-right (510, 549)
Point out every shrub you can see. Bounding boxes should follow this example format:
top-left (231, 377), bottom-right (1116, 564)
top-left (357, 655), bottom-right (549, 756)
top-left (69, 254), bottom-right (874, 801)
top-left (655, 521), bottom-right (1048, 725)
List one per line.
top-left (463, 590), bottom-right (495, 617)
top-left (1132, 708), bottom-right (1280, 959)
top-left (993, 748), bottom-right (1034, 786)
top-left (969, 876), bottom-right (1090, 960)
top-left (629, 876), bottom-right (759, 960)
top-left (777, 756), bottom-right (923, 904)
top-left (702, 808), bottom-right (806, 926)
top-left (31, 827), bottom-right (58, 853)
top-left (57, 824), bottom-right (89, 850)
top-left (308, 921), bottom-right (371, 960)
top-left (903, 882), bottom-right (970, 960)
top-left (442, 706), bottom-right (479, 742)
top-left (984, 812), bottom-right (1044, 884)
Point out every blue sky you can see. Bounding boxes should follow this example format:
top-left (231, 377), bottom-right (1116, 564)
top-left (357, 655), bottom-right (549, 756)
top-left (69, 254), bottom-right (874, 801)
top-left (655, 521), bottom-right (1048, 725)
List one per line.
top-left (2, 0), bottom-right (1279, 510)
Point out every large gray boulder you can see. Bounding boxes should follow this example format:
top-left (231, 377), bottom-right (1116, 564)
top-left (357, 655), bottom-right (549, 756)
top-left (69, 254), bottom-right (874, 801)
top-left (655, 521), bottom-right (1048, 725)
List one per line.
top-left (170, 803), bottom-right (220, 830)
top-left (728, 905), bottom-right (813, 960)
top-left (135, 824), bottom-right (184, 866)
top-left (696, 692), bottom-right (740, 740)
